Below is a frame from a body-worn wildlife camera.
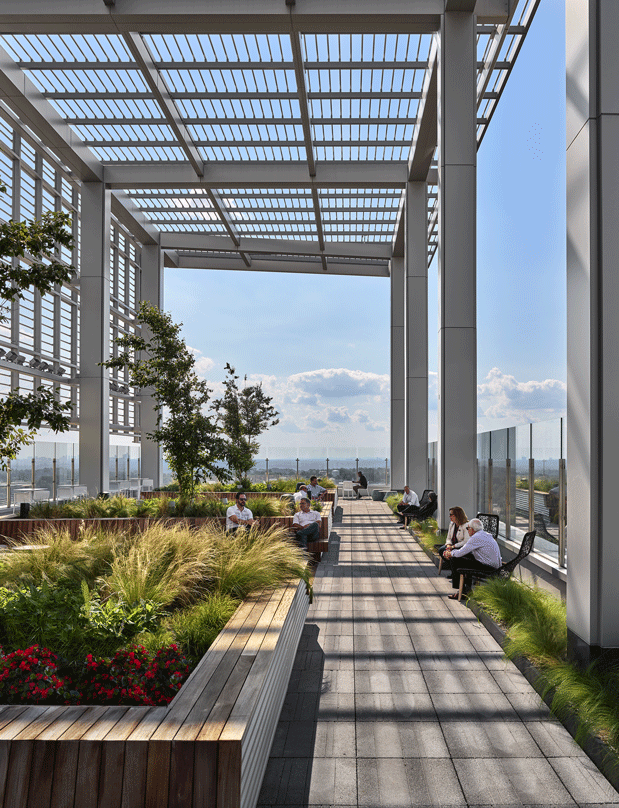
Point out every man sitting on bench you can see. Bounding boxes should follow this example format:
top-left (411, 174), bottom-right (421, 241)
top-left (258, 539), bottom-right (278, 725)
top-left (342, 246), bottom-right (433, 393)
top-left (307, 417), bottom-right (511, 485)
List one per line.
top-left (397, 485), bottom-right (420, 528)
top-left (291, 497), bottom-right (321, 549)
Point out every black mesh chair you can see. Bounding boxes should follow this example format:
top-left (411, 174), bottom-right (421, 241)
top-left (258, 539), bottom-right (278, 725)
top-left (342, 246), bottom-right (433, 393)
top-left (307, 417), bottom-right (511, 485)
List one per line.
top-left (403, 491), bottom-right (437, 526)
top-left (454, 530), bottom-right (536, 601)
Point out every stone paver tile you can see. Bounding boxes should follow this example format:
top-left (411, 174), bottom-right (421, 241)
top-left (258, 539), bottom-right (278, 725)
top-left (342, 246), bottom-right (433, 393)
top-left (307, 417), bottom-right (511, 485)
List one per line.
top-left (288, 669), bottom-right (323, 692)
top-left (354, 669), bottom-right (428, 693)
top-left (280, 691), bottom-right (320, 721)
top-left (424, 669), bottom-right (501, 694)
top-left (492, 668), bottom-right (540, 693)
top-left (320, 668), bottom-right (355, 694)
top-left (317, 692), bottom-right (356, 721)
top-left (549, 756), bottom-right (619, 804)
top-left (356, 721), bottom-right (449, 758)
top-left (358, 758), bottom-right (465, 807)
top-left (405, 618), bottom-right (466, 637)
top-left (524, 722), bottom-right (588, 758)
top-left (258, 757), bottom-right (310, 806)
top-left (306, 755), bottom-right (357, 803)
top-left (274, 720), bottom-right (317, 757)
top-left (313, 721), bottom-right (356, 758)
top-left (506, 692), bottom-right (558, 722)
top-left (431, 692), bottom-right (522, 722)
top-left (353, 651), bottom-right (421, 671)
top-left (441, 720), bottom-right (541, 758)
top-left (455, 758), bottom-right (575, 805)
top-left (355, 692), bottom-right (436, 721)
top-left (354, 634), bottom-right (415, 652)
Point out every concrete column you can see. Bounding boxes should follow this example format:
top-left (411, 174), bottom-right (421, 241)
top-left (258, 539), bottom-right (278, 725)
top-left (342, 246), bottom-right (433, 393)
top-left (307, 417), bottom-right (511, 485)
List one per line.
top-left (390, 256), bottom-right (405, 490)
top-left (566, 0), bottom-right (619, 661)
top-left (437, 12), bottom-right (477, 530)
top-left (138, 243), bottom-right (163, 489)
top-left (79, 182), bottom-right (111, 496)
top-left (404, 182), bottom-right (428, 495)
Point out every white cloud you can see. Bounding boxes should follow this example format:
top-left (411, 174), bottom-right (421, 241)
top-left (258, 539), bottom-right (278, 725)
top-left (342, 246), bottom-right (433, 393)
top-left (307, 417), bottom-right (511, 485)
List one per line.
top-left (477, 367), bottom-right (566, 422)
top-left (288, 367), bottom-right (389, 398)
top-left (187, 346), bottom-right (215, 376)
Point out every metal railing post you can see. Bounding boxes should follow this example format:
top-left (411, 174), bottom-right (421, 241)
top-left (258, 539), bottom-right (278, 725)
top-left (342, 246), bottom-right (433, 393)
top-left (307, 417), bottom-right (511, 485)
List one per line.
top-left (355, 457), bottom-right (359, 475)
top-left (52, 457), bottom-right (57, 501)
top-left (528, 458), bottom-right (535, 532)
top-left (385, 458), bottom-right (388, 486)
top-left (487, 458), bottom-right (493, 512)
top-left (326, 458), bottom-right (329, 480)
top-left (558, 457), bottom-right (566, 567)
top-left (265, 458), bottom-right (269, 485)
top-left (7, 460), bottom-right (11, 507)
top-left (71, 455), bottom-right (75, 486)
top-left (31, 454), bottom-right (35, 489)
top-left (296, 458), bottom-right (299, 479)
top-left (505, 458), bottom-right (511, 539)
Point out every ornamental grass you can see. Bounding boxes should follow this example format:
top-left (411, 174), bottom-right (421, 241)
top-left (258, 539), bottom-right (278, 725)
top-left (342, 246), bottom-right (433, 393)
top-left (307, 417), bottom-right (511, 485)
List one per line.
top-left (0, 520), bottom-right (310, 705)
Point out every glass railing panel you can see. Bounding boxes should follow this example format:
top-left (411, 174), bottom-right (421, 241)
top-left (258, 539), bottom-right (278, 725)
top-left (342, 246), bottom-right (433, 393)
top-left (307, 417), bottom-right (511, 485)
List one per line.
top-left (55, 442), bottom-right (73, 486)
top-left (33, 441), bottom-right (54, 496)
top-left (513, 424), bottom-right (531, 537)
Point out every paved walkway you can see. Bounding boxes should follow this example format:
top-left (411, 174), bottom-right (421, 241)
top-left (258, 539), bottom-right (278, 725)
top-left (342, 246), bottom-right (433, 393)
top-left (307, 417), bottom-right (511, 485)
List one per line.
top-left (258, 499), bottom-right (619, 808)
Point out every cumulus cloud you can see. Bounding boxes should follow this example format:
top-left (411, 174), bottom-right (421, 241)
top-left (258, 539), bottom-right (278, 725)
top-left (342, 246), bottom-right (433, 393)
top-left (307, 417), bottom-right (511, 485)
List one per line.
top-left (477, 368), bottom-right (566, 421)
top-left (288, 368), bottom-right (389, 398)
top-left (187, 346), bottom-right (215, 376)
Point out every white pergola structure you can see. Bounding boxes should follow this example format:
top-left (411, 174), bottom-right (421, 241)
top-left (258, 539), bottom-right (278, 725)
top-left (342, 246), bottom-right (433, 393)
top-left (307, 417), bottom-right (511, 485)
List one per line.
top-left (0, 0), bottom-right (614, 661)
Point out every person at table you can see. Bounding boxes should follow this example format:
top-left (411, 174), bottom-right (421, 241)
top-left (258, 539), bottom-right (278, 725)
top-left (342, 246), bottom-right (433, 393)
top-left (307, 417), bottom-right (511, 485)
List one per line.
top-left (291, 497), bottom-right (321, 548)
top-left (226, 492), bottom-right (256, 532)
top-left (443, 517), bottom-right (502, 598)
top-left (396, 485), bottom-right (420, 526)
top-left (437, 506), bottom-right (469, 574)
top-left (353, 471), bottom-right (368, 500)
top-left (293, 484), bottom-right (310, 504)
top-left (307, 476), bottom-right (326, 502)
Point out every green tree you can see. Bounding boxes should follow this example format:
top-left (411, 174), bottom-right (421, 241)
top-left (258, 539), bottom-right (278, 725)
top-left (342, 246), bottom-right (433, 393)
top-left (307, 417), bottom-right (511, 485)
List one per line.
top-left (0, 181), bottom-right (75, 467)
top-left (213, 363), bottom-right (279, 484)
top-left (102, 302), bottom-right (228, 500)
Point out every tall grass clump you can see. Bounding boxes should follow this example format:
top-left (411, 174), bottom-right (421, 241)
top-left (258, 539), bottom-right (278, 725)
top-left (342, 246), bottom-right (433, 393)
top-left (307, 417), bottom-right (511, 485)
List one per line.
top-left (169, 592), bottom-right (240, 661)
top-left (205, 524), bottom-right (309, 599)
top-left (469, 577), bottom-right (619, 756)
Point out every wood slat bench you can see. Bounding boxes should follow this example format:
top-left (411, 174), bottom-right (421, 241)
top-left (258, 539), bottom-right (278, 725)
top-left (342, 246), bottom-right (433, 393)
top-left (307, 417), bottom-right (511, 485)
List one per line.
top-left (0, 578), bottom-right (310, 808)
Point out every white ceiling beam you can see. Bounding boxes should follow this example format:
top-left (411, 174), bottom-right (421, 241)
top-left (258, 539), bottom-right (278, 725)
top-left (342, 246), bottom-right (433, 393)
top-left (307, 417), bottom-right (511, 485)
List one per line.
top-left (110, 192), bottom-right (159, 246)
top-left (103, 161), bottom-right (408, 189)
top-left (158, 233), bottom-right (392, 260)
top-left (408, 39), bottom-right (438, 182)
top-left (171, 253), bottom-right (389, 277)
top-left (0, 44), bottom-right (102, 182)
top-left (0, 0), bottom-right (511, 32)
top-left (123, 32), bottom-right (203, 177)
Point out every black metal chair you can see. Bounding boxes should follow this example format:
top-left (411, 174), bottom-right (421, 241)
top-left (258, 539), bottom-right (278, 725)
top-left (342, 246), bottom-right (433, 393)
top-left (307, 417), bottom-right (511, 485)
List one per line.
top-left (454, 529), bottom-right (536, 601)
top-left (403, 491), bottom-right (437, 526)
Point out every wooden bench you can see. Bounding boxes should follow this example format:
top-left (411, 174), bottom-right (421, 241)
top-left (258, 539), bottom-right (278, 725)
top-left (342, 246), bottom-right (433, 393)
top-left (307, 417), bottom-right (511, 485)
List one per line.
top-left (0, 579), bottom-right (310, 808)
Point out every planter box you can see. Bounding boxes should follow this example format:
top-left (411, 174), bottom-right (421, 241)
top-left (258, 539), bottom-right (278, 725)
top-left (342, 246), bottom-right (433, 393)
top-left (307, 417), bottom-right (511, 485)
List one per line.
top-left (144, 489), bottom-right (339, 508)
top-left (0, 504), bottom-right (333, 556)
top-left (0, 578), bottom-right (310, 808)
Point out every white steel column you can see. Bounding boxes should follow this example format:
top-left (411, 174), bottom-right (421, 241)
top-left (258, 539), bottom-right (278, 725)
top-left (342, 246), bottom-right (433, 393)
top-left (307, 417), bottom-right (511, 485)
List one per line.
top-left (139, 243), bottom-right (163, 489)
top-left (79, 182), bottom-right (111, 496)
top-left (566, 0), bottom-right (619, 660)
top-left (437, 13), bottom-right (477, 530)
top-left (390, 256), bottom-right (405, 490)
top-left (404, 182), bottom-right (428, 494)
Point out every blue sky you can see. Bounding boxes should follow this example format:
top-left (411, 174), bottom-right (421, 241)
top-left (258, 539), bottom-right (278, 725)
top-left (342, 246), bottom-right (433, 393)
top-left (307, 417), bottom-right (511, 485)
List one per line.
top-left (165, 0), bottom-right (566, 455)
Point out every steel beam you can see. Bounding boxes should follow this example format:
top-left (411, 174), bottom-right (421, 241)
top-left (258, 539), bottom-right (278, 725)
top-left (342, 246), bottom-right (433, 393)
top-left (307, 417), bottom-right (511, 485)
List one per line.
top-left (103, 161), bottom-right (408, 188)
top-left (171, 254), bottom-right (389, 277)
top-left (0, 0), bottom-right (512, 32)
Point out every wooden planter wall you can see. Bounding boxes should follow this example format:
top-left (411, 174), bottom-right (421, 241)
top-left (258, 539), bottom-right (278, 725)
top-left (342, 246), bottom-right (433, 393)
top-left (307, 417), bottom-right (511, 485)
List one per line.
top-left (0, 579), bottom-right (310, 808)
top-left (0, 505), bottom-right (332, 555)
top-left (142, 489), bottom-right (338, 507)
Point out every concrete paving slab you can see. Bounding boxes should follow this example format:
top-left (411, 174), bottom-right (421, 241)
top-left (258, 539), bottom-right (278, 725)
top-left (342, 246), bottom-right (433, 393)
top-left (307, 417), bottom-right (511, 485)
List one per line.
top-left (258, 500), bottom-right (619, 808)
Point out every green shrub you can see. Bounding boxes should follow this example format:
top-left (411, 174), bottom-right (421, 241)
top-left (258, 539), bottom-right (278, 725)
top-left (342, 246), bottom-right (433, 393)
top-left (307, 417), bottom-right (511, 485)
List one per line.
top-left (169, 592), bottom-right (239, 661)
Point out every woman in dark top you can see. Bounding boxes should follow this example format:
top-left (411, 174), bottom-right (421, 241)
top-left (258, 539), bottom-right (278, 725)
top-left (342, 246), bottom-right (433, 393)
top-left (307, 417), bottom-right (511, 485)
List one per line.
top-left (353, 471), bottom-right (368, 499)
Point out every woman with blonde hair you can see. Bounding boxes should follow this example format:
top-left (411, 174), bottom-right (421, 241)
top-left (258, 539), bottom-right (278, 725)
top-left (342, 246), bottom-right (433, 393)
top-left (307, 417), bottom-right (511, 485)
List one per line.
top-left (437, 506), bottom-right (469, 575)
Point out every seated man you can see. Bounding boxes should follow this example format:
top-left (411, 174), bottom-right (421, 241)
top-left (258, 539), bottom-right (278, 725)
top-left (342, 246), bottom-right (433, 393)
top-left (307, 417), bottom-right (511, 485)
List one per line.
top-left (353, 471), bottom-right (368, 500)
top-left (293, 484), bottom-right (310, 503)
top-left (226, 492), bottom-right (256, 532)
top-left (443, 517), bottom-right (502, 598)
top-left (291, 497), bottom-right (321, 549)
top-left (396, 485), bottom-right (420, 527)
top-left (307, 476), bottom-right (326, 502)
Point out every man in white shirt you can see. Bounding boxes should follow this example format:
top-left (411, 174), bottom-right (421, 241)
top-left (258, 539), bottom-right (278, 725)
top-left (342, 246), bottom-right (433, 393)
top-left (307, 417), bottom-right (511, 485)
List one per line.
top-left (443, 518), bottom-right (502, 597)
top-left (396, 485), bottom-right (420, 527)
top-left (293, 485), bottom-right (309, 503)
top-left (226, 492), bottom-right (256, 532)
top-left (291, 497), bottom-right (321, 548)
top-left (307, 476), bottom-right (326, 502)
